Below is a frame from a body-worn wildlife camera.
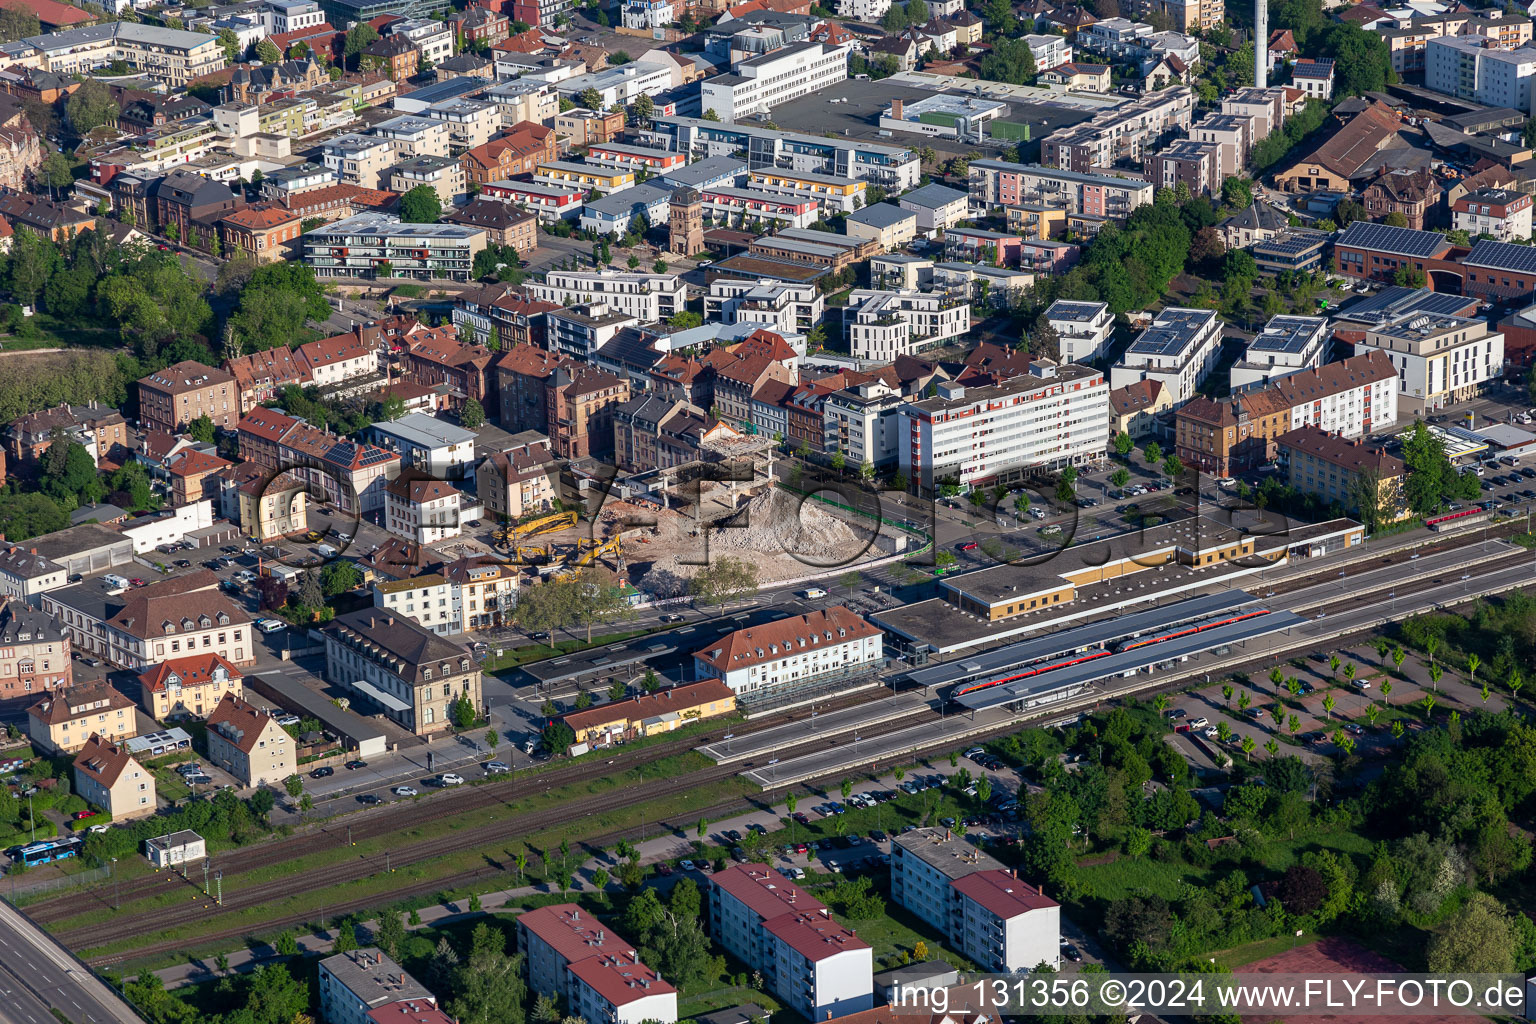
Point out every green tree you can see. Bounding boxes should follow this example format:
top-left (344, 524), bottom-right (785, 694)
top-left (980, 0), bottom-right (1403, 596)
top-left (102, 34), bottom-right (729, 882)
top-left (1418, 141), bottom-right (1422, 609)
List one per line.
top-left (1426, 893), bottom-right (1517, 973)
top-left (65, 79), bottom-right (119, 135)
top-left (188, 414), bottom-right (216, 444)
top-left (255, 38), bottom-right (284, 65)
top-left (579, 87), bottom-right (603, 110)
top-left (0, 7), bottom-right (39, 42)
top-left (447, 946), bottom-right (530, 1024)
top-left (375, 911), bottom-right (406, 959)
top-left (1113, 431), bottom-right (1134, 458)
top-left (344, 23), bottom-right (380, 68)
top-left (461, 398), bottom-right (486, 429)
top-left (689, 555), bottom-right (759, 606)
top-left (216, 27), bottom-right (243, 63)
top-left (399, 185), bottom-right (443, 224)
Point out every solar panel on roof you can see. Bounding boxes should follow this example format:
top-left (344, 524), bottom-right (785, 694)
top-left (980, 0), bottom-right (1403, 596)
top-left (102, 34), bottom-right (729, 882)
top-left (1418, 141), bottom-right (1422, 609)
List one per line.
top-left (1465, 239), bottom-right (1536, 273)
top-left (1337, 221), bottom-right (1448, 258)
top-left (1255, 234), bottom-right (1326, 256)
top-left (1250, 317), bottom-right (1324, 354)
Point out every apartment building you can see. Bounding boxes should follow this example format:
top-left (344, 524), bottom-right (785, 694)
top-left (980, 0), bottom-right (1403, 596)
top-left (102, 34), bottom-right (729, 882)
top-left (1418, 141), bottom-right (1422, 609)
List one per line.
top-left (898, 182), bottom-right (970, 234)
top-left (365, 413), bottom-right (477, 478)
top-left (693, 606), bottom-right (883, 701)
top-left (27, 682), bottom-right (135, 756)
top-left (1045, 300), bottom-right (1114, 364)
top-left (1453, 187), bottom-right (1533, 240)
top-left (644, 116), bottom-right (921, 190)
top-left (0, 547), bottom-right (68, 606)
top-left (1355, 312), bottom-right (1505, 417)
top-left (1125, 0), bottom-right (1223, 32)
top-left (73, 734), bottom-right (155, 821)
top-left (1279, 425), bottom-right (1410, 522)
top-left (1109, 307), bottom-right (1223, 404)
top-left (825, 380), bottom-right (903, 468)
top-left (516, 905), bottom-right (677, 1024)
top-left (707, 865), bottom-right (874, 1021)
top-left (136, 652), bottom-right (244, 721)
top-left (705, 279), bottom-right (824, 336)
top-left (1176, 351), bottom-right (1399, 474)
top-left (891, 828), bottom-right (1061, 972)
top-left (0, 600), bottom-right (69, 710)
top-left (1230, 314), bottom-right (1329, 392)
top-left (319, 950), bottom-right (435, 1024)
top-left (6, 402), bottom-right (128, 469)
top-left (1040, 87), bottom-right (1195, 172)
top-left (897, 364), bottom-right (1109, 492)
top-left (21, 23), bottom-right (226, 87)
top-left (1148, 138), bottom-right (1222, 196)
top-left (236, 407), bottom-right (401, 515)
top-left (204, 693), bottom-right (294, 787)
top-left (1426, 36), bottom-right (1536, 111)
top-left (547, 365), bottom-right (631, 459)
top-left (389, 155), bottom-right (465, 206)
top-left (42, 572), bottom-right (253, 672)
top-left (303, 213), bottom-right (486, 282)
top-left (322, 609), bottom-right (482, 736)
top-left (528, 271), bottom-right (688, 323)
top-left (746, 168), bottom-right (867, 214)
top-left (322, 133), bottom-right (397, 190)
top-left (136, 360), bottom-right (238, 435)
top-left (587, 143), bottom-right (690, 174)
top-left (845, 289), bottom-right (971, 360)
top-left (478, 442), bottom-right (561, 519)
top-left (845, 204), bottom-right (920, 249)
top-left (373, 115), bottom-right (453, 162)
top-left (700, 41), bottom-right (849, 120)
top-left (967, 160), bottom-right (1154, 221)
top-left (384, 472), bottom-right (463, 546)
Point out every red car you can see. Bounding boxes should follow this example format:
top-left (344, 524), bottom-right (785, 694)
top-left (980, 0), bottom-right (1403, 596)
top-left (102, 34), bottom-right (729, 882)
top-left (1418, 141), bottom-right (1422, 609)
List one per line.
top-left (654, 862), bottom-right (673, 876)
top-left (794, 842), bottom-right (808, 853)
top-left (958, 542), bottom-right (978, 551)
top-left (792, 812), bottom-right (809, 824)
top-left (72, 810), bottom-right (97, 820)
top-left (129, 578), bottom-right (146, 587)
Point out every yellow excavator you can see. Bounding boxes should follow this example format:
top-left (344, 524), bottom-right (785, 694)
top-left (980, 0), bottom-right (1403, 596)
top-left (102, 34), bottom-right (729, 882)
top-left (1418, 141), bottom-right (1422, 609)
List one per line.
top-left (493, 510), bottom-right (578, 548)
top-left (574, 531), bottom-right (631, 569)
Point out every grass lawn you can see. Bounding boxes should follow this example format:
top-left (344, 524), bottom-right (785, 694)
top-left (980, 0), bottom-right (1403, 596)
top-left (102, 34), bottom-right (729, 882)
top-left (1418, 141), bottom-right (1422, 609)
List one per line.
top-left (1211, 931), bottom-right (1321, 970)
top-left (154, 769), bottom-right (191, 803)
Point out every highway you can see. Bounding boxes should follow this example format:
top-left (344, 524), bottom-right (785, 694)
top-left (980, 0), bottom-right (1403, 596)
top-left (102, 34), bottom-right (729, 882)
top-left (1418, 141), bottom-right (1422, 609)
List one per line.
top-left (0, 900), bottom-right (141, 1024)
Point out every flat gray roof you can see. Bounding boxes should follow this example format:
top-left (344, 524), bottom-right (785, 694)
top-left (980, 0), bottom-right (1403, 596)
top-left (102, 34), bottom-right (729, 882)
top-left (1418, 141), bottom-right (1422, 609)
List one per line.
top-left (846, 202), bottom-right (916, 229)
top-left (892, 826), bottom-right (1006, 879)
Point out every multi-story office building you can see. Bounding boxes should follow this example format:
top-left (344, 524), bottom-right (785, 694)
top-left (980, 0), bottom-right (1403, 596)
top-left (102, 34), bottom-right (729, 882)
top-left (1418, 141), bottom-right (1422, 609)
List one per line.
top-left (1039, 86), bottom-right (1195, 172)
top-left (1045, 300), bottom-right (1115, 365)
top-left (302, 213), bottom-right (487, 282)
top-left (845, 289), bottom-right (971, 360)
top-left (891, 828), bottom-right (1061, 972)
top-left (693, 606), bottom-right (884, 701)
top-left (322, 608), bottom-right (482, 736)
top-left (643, 117), bottom-right (922, 190)
top-left (19, 23), bottom-right (226, 86)
top-left (967, 160), bottom-right (1154, 221)
top-left (1109, 307), bottom-right (1223, 404)
top-left (700, 42), bottom-right (849, 121)
top-left (707, 864), bottom-right (874, 1021)
top-left (1426, 35), bottom-right (1536, 111)
top-left (1354, 312), bottom-right (1505, 417)
top-left (517, 905), bottom-right (677, 1024)
top-left (557, 62), bottom-right (675, 109)
top-left (897, 364), bottom-right (1109, 492)
top-left (528, 271), bottom-right (688, 323)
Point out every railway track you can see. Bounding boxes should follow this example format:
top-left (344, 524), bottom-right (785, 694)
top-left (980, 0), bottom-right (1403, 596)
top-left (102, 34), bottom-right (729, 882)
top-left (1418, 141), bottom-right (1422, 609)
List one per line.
top-left (46, 543), bottom-right (1535, 966)
top-left (28, 688), bottom-right (878, 926)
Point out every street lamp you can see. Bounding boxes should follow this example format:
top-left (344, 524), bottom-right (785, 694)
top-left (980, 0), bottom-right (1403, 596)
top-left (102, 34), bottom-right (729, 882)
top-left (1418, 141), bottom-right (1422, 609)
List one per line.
top-left (723, 732), bottom-right (735, 753)
top-left (768, 757), bottom-right (779, 784)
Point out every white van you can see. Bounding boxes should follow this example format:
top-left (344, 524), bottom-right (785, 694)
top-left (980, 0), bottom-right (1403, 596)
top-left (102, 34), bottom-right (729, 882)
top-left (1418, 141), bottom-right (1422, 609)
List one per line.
top-left (316, 543), bottom-right (339, 558)
top-left (800, 587), bottom-right (827, 599)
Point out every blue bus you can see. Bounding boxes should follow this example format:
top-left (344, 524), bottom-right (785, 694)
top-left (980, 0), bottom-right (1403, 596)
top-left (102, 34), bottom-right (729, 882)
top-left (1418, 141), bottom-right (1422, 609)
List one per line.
top-left (10, 837), bottom-right (83, 868)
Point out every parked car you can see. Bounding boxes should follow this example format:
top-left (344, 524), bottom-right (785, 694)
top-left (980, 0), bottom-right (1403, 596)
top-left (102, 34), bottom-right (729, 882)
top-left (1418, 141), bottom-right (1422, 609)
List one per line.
top-left (310, 766), bottom-right (334, 778)
top-left (358, 794), bottom-right (381, 805)
top-left (438, 773), bottom-right (465, 785)
top-left (345, 760), bottom-right (368, 770)
top-left (72, 810), bottom-right (97, 820)
top-left (394, 786), bottom-right (418, 797)
top-left (484, 761), bottom-right (509, 774)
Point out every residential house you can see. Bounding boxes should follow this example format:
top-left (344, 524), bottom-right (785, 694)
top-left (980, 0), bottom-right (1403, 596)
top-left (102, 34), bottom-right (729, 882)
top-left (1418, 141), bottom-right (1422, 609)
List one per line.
top-left (321, 609), bottom-right (482, 736)
top-left (136, 651), bottom-right (243, 721)
top-left (73, 734), bottom-right (155, 821)
top-left (27, 682), bottom-right (138, 756)
top-left (205, 693), bottom-right (294, 788)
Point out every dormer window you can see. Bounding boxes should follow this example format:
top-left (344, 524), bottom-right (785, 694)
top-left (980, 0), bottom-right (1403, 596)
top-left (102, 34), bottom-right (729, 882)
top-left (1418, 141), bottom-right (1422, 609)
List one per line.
top-left (163, 622), bottom-right (175, 635)
top-left (216, 611), bottom-right (229, 625)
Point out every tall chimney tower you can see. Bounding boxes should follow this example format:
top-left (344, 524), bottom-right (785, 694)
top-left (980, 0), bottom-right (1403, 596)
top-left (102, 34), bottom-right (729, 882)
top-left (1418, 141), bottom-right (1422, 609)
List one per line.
top-left (1255, 0), bottom-right (1268, 88)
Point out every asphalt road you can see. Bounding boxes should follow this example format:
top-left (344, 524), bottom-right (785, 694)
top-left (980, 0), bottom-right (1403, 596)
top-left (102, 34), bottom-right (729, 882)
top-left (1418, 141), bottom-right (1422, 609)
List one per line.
top-left (0, 901), bottom-right (140, 1024)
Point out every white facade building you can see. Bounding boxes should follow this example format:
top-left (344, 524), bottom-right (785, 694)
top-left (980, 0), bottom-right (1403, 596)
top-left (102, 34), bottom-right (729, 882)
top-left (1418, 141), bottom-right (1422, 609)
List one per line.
top-left (622, 0), bottom-right (676, 30)
top-left (897, 365), bottom-right (1110, 492)
top-left (394, 18), bottom-right (456, 67)
top-left (558, 63), bottom-right (675, 109)
top-left (1024, 33), bottom-right (1074, 70)
top-left (707, 864), bottom-right (874, 1022)
top-left (372, 575), bottom-right (458, 636)
top-left (516, 904), bottom-right (678, 1024)
top-left (321, 133), bottom-right (396, 190)
top-left (372, 115), bottom-right (452, 160)
top-left (1044, 300), bottom-right (1115, 365)
top-left (837, 0), bottom-right (892, 18)
top-left (1272, 350), bottom-right (1400, 438)
top-left (264, 0), bottom-right (326, 35)
top-left (700, 42), bottom-right (850, 121)
top-left (705, 278), bottom-right (824, 335)
top-left (1230, 315), bottom-right (1329, 392)
top-left (693, 606), bottom-right (883, 699)
top-left (1354, 313), bottom-right (1505, 417)
top-left (528, 271), bottom-right (688, 323)
top-left (1109, 307), bottom-right (1224, 404)
top-left (1425, 36), bottom-right (1536, 111)
top-left (365, 413), bottom-right (478, 478)
top-left (891, 828), bottom-right (1061, 973)
top-left (846, 289), bottom-right (971, 361)
top-left (383, 475), bottom-right (463, 545)
top-left (824, 381), bottom-right (904, 468)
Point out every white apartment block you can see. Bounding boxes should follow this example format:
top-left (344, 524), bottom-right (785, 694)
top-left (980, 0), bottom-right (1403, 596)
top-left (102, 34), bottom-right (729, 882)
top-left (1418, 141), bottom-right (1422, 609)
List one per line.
top-left (645, 117), bottom-right (922, 191)
top-left (897, 365), bottom-right (1110, 493)
top-left (517, 904), bottom-right (678, 1024)
top-left (373, 575), bottom-right (458, 635)
top-left (1426, 36), bottom-right (1536, 111)
top-left (366, 413), bottom-right (478, 477)
top-left (394, 18), bottom-right (456, 67)
top-left (21, 23), bottom-right (226, 87)
top-left (891, 828), bottom-right (1061, 973)
top-left (428, 99), bottom-right (500, 152)
top-left (1355, 313), bottom-right (1505, 417)
top-left (700, 42), bottom-right (849, 121)
top-left (528, 271), bottom-right (688, 323)
top-left (1045, 300), bottom-right (1115, 364)
top-left (623, 0), bottom-right (676, 30)
top-left (1271, 351), bottom-right (1400, 438)
top-left (839, 0), bottom-right (892, 17)
top-left (371, 565), bottom-right (518, 641)
top-left (705, 278), bottom-right (825, 335)
top-left (1024, 34), bottom-right (1073, 71)
top-left (746, 169), bottom-right (867, 214)
top-left (824, 380), bottom-right (903, 467)
top-left (1230, 315), bottom-right (1329, 392)
top-left (264, 0), bottom-right (325, 35)
top-left (846, 289), bottom-right (971, 361)
top-left (1454, 187), bottom-right (1534, 240)
top-left (707, 865), bottom-right (874, 1021)
top-left (373, 115), bottom-right (452, 160)
top-left (484, 81), bottom-right (560, 128)
top-left (383, 475), bottom-right (463, 545)
top-left (1109, 307), bottom-right (1224, 404)
top-left (322, 133), bottom-right (396, 190)
top-left (558, 63), bottom-right (675, 109)
top-left (693, 606), bottom-right (883, 699)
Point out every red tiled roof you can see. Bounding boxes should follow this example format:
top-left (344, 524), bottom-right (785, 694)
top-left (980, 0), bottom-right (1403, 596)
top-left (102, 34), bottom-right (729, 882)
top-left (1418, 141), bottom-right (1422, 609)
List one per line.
top-left (137, 652), bottom-right (243, 695)
top-left (694, 606), bottom-right (879, 675)
top-left (165, 448), bottom-right (232, 478)
top-left (561, 679), bottom-right (734, 732)
top-left (223, 203), bottom-right (303, 230)
top-left (366, 1002), bottom-right (453, 1024)
top-left (566, 953), bottom-right (676, 1007)
top-left (949, 869), bottom-right (1058, 919)
top-left (206, 693), bottom-right (279, 754)
top-left (299, 330), bottom-right (376, 370)
top-left (73, 734), bottom-right (138, 788)
top-left (708, 863), bottom-right (827, 921)
top-left (237, 406), bottom-right (301, 444)
top-left (1, 0), bottom-right (93, 27)
top-left (762, 910), bottom-right (869, 962)
top-left (518, 903), bottom-right (637, 963)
